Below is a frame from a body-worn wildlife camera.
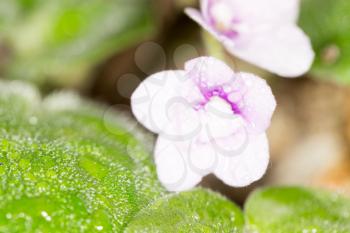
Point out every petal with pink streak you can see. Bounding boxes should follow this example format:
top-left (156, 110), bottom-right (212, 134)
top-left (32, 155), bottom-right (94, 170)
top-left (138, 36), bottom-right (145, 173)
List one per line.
top-left (201, 96), bottom-right (246, 141)
top-left (185, 8), bottom-right (226, 42)
top-left (184, 56), bottom-right (235, 86)
top-left (236, 72), bottom-right (276, 133)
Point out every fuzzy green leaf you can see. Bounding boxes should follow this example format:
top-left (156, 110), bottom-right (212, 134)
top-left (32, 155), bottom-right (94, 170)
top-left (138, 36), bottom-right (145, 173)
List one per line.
top-left (245, 187), bottom-right (350, 233)
top-left (0, 81), bottom-right (165, 232)
top-left (0, 81), bottom-right (244, 232)
top-left (125, 189), bottom-right (244, 233)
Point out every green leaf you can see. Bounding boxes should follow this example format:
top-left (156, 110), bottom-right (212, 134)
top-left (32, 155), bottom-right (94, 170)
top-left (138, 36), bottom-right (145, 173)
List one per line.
top-left (0, 81), bottom-right (243, 232)
top-left (4, 81), bottom-right (350, 233)
top-left (0, 80), bottom-right (165, 232)
top-left (125, 188), bottom-right (244, 233)
top-left (299, 0), bottom-right (350, 84)
top-left (245, 187), bottom-right (350, 233)
top-left (0, 0), bottom-right (155, 86)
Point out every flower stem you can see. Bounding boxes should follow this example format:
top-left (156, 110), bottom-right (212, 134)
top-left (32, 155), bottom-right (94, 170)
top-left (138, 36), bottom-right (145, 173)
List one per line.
top-left (201, 30), bottom-right (226, 61)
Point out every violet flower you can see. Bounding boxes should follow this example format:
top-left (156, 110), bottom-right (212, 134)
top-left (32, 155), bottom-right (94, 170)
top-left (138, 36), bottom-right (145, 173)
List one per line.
top-left (131, 57), bottom-right (276, 191)
top-left (185, 0), bottom-right (314, 77)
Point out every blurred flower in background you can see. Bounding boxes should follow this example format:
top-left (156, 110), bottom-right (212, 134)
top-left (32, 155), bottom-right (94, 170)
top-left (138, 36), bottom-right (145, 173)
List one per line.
top-left (185, 0), bottom-right (314, 77)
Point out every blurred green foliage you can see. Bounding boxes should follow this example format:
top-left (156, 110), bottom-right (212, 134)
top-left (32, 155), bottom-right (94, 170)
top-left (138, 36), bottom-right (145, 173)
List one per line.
top-left (0, 80), bottom-right (243, 232)
top-left (246, 187), bottom-right (350, 233)
top-left (0, 0), bottom-right (156, 86)
top-left (299, 0), bottom-right (350, 84)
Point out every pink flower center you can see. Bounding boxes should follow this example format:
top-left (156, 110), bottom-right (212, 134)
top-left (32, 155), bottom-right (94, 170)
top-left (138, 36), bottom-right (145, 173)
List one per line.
top-left (194, 82), bottom-right (242, 115)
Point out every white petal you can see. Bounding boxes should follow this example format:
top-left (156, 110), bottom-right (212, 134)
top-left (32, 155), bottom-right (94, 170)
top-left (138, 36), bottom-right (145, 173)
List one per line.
top-left (184, 56), bottom-right (235, 86)
top-left (188, 140), bottom-right (218, 176)
top-left (214, 133), bottom-right (269, 187)
top-left (154, 136), bottom-right (202, 191)
top-left (159, 103), bottom-right (202, 142)
top-left (131, 70), bottom-right (200, 133)
top-left (230, 0), bottom-right (300, 24)
top-left (235, 72), bottom-right (276, 133)
top-left (226, 25), bottom-right (314, 77)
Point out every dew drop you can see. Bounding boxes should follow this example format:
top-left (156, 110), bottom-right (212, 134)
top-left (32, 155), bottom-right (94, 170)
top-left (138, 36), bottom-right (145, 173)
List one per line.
top-left (41, 211), bottom-right (52, 221)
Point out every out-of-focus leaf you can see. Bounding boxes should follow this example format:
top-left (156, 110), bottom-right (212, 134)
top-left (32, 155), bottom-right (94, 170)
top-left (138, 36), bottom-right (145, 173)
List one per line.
top-left (125, 189), bottom-right (244, 233)
top-left (245, 187), bottom-right (350, 233)
top-left (0, 0), bottom-right (155, 86)
top-left (299, 0), bottom-right (350, 84)
top-left (0, 80), bottom-right (244, 232)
